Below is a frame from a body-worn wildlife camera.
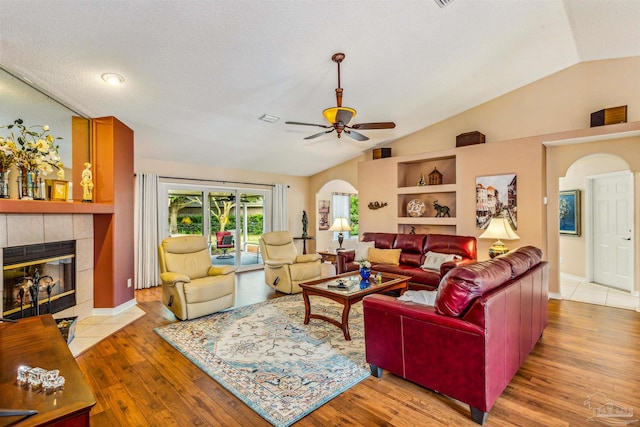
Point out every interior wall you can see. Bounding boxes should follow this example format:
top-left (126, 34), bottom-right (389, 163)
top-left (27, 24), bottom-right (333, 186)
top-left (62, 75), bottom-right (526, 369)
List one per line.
top-left (309, 56), bottom-right (640, 296)
top-left (559, 154), bottom-right (630, 279)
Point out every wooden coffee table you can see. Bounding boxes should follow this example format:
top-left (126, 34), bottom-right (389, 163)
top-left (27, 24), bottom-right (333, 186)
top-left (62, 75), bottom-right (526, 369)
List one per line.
top-left (300, 271), bottom-right (410, 340)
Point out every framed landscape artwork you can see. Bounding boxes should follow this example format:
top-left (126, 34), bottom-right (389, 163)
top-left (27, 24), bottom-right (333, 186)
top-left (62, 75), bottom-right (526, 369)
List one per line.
top-left (559, 190), bottom-right (581, 236)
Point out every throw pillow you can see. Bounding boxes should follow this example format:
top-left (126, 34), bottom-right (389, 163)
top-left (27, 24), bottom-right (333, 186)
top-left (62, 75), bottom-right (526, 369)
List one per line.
top-left (421, 251), bottom-right (461, 271)
top-left (367, 248), bottom-right (402, 265)
top-left (354, 241), bottom-right (375, 261)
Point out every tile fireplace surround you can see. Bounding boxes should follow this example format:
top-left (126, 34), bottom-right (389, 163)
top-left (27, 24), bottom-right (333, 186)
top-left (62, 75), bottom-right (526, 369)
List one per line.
top-left (0, 213), bottom-right (95, 321)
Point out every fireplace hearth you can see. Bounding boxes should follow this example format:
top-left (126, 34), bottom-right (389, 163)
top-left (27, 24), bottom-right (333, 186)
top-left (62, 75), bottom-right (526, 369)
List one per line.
top-left (2, 240), bottom-right (76, 320)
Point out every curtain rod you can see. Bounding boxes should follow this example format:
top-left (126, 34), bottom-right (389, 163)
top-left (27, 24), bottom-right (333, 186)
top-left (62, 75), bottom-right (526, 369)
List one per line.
top-left (158, 175), bottom-right (288, 188)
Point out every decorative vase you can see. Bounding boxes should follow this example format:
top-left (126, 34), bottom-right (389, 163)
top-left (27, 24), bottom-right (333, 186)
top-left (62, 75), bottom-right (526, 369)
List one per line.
top-left (0, 169), bottom-right (9, 198)
top-left (31, 170), bottom-right (45, 200)
top-left (360, 267), bottom-right (371, 281)
top-left (17, 167), bottom-right (31, 200)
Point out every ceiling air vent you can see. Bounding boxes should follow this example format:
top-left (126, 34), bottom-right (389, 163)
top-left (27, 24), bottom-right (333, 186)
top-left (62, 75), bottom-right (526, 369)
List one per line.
top-left (434, 0), bottom-right (455, 8)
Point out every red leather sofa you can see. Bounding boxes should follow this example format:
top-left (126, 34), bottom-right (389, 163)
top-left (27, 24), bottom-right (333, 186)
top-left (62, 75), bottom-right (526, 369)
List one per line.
top-left (337, 232), bottom-right (477, 290)
top-left (362, 246), bottom-right (548, 425)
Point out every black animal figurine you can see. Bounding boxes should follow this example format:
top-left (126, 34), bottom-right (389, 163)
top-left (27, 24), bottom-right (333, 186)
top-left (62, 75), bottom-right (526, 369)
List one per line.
top-left (433, 200), bottom-right (451, 217)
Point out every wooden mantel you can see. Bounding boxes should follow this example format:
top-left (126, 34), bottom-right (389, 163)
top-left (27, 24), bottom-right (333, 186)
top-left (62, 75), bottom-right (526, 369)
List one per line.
top-left (0, 199), bottom-right (113, 214)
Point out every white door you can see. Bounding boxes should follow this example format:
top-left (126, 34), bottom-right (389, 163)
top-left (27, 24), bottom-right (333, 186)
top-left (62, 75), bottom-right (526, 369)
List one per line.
top-left (590, 172), bottom-right (634, 291)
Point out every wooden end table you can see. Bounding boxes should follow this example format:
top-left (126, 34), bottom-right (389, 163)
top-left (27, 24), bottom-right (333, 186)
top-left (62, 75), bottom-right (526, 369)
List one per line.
top-left (299, 271), bottom-right (410, 340)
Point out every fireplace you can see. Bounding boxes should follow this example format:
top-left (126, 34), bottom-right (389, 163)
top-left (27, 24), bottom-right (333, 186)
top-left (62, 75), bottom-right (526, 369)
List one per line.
top-left (2, 240), bottom-right (76, 320)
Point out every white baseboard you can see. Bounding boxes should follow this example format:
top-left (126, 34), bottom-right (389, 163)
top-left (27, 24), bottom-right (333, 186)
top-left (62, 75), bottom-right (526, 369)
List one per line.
top-left (560, 272), bottom-right (586, 283)
top-left (549, 292), bottom-right (563, 300)
top-left (92, 298), bottom-right (138, 316)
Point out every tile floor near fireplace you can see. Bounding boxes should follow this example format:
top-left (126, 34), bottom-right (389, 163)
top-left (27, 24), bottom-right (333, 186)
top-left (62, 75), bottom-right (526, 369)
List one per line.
top-left (67, 305), bottom-right (146, 357)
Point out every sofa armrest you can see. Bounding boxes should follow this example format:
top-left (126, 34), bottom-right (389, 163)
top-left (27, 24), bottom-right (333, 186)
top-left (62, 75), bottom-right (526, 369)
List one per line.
top-left (363, 294), bottom-right (483, 334)
top-left (440, 258), bottom-right (476, 279)
top-left (264, 258), bottom-right (292, 268)
top-left (161, 272), bottom-right (190, 285)
top-left (336, 250), bottom-right (355, 274)
top-left (208, 265), bottom-right (236, 276)
top-left (296, 253), bottom-right (321, 263)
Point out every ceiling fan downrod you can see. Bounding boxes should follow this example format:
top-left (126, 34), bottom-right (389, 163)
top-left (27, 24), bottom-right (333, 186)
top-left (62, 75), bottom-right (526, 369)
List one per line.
top-left (332, 52), bottom-right (345, 108)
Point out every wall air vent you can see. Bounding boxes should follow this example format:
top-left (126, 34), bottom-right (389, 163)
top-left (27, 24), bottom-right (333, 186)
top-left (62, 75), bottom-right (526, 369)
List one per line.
top-left (434, 0), bottom-right (455, 8)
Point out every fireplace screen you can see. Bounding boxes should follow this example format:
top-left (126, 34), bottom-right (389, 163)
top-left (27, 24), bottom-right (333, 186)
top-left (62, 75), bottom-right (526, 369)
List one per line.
top-left (3, 241), bottom-right (76, 320)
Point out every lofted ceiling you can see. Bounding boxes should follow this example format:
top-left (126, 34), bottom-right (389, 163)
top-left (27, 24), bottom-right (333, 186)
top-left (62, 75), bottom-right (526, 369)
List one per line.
top-left (1, 0), bottom-right (638, 177)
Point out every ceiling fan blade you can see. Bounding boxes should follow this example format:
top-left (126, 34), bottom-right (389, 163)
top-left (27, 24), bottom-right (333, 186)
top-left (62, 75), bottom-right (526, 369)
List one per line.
top-left (344, 129), bottom-right (369, 141)
top-left (335, 109), bottom-right (354, 125)
top-left (350, 122), bottom-right (396, 130)
top-left (286, 121), bottom-right (332, 128)
top-left (304, 129), bottom-right (335, 140)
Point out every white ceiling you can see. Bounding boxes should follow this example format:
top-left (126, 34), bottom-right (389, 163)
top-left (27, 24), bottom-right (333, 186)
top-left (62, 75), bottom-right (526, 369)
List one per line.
top-left (1, 0), bottom-right (638, 177)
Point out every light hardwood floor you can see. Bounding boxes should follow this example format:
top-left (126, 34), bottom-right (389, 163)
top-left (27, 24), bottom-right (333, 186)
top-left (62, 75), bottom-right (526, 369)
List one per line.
top-left (76, 271), bottom-right (640, 426)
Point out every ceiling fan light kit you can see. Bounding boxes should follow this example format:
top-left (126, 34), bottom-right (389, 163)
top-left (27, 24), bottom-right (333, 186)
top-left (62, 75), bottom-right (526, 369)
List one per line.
top-left (286, 52), bottom-right (395, 141)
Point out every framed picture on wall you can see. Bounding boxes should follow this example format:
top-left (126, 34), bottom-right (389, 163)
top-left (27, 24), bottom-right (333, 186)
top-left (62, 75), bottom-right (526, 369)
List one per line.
top-left (318, 200), bottom-right (330, 230)
top-left (559, 190), bottom-right (581, 236)
top-left (475, 173), bottom-right (517, 230)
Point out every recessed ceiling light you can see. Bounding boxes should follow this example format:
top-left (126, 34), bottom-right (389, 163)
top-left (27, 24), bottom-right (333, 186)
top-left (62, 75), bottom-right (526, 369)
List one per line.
top-left (101, 73), bottom-right (125, 86)
top-left (259, 114), bottom-right (280, 123)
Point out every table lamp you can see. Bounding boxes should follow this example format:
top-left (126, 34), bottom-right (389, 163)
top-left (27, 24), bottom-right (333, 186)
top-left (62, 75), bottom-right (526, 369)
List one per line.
top-left (328, 217), bottom-right (351, 250)
top-left (478, 215), bottom-right (519, 258)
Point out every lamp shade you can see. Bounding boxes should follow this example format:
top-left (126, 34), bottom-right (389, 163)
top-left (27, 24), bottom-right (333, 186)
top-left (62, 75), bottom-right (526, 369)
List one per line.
top-left (478, 216), bottom-right (519, 258)
top-left (329, 217), bottom-right (352, 232)
top-left (478, 216), bottom-right (519, 241)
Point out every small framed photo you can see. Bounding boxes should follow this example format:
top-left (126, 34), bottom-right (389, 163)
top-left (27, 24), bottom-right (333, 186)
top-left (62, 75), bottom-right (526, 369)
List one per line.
top-left (48, 180), bottom-right (69, 201)
top-left (559, 190), bottom-right (580, 236)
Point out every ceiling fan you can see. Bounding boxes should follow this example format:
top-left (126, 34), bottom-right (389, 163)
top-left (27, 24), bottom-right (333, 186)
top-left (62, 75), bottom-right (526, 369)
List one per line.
top-left (286, 53), bottom-right (395, 141)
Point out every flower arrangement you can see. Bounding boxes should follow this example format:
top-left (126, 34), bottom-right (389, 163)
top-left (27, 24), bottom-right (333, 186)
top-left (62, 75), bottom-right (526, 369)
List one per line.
top-left (357, 259), bottom-right (371, 269)
top-left (0, 118), bottom-right (62, 174)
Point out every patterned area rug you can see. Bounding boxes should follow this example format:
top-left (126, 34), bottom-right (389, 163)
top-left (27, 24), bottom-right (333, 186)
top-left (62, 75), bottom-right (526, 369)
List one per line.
top-left (154, 295), bottom-right (368, 427)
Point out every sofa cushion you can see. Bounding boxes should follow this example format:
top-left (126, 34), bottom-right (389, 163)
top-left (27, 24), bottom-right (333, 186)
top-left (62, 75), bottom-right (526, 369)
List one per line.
top-left (422, 251), bottom-right (461, 271)
top-left (424, 234), bottom-right (477, 260)
top-left (435, 259), bottom-right (512, 317)
top-left (362, 232), bottom-right (397, 249)
top-left (354, 241), bottom-right (375, 261)
top-left (368, 248), bottom-right (402, 265)
top-left (394, 234), bottom-right (426, 267)
top-left (497, 246), bottom-right (543, 278)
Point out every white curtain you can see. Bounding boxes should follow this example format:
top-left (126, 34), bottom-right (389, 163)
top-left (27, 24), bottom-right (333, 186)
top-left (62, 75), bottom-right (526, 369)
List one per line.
top-left (332, 192), bottom-right (351, 239)
top-left (134, 173), bottom-right (160, 289)
top-left (272, 184), bottom-right (288, 231)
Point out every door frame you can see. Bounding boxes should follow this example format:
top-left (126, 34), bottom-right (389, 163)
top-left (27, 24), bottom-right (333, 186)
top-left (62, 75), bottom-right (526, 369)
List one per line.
top-left (585, 170), bottom-right (636, 294)
top-left (158, 179), bottom-right (271, 272)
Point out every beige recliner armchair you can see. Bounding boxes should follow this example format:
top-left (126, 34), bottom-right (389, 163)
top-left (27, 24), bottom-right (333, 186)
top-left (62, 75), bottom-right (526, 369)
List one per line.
top-left (158, 235), bottom-right (236, 320)
top-left (259, 231), bottom-right (322, 294)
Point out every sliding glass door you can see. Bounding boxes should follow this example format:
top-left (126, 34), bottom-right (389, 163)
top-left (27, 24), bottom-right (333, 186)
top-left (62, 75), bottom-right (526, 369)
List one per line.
top-left (161, 182), bottom-right (269, 272)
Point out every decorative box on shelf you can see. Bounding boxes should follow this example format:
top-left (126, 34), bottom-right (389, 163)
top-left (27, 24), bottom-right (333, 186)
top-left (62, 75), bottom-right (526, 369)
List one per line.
top-left (456, 131), bottom-right (485, 147)
top-left (590, 105), bottom-right (627, 127)
top-left (373, 148), bottom-right (391, 159)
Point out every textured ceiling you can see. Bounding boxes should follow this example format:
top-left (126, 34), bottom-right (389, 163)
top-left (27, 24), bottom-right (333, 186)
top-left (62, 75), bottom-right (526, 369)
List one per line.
top-left (1, 0), bottom-right (638, 176)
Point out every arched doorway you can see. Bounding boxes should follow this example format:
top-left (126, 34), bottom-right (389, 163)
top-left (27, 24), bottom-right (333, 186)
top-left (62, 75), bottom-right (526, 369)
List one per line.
top-left (315, 179), bottom-right (358, 256)
top-left (559, 154), bottom-right (637, 309)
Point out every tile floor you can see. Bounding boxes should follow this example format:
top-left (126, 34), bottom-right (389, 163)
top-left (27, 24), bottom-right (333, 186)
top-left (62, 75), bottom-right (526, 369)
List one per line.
top-left (67, 305), bottom-right (146, 357)
top-left (560, 274), bottom-right (639, 311)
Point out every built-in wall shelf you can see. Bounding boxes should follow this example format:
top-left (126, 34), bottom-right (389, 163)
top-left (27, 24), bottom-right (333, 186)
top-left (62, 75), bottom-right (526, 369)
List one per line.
top-left (0, 199), bottom-right (114, 214)
top-left (398, 216), bottom-right (457, 226)
top-left (397, 184), bottom-right (457, 194)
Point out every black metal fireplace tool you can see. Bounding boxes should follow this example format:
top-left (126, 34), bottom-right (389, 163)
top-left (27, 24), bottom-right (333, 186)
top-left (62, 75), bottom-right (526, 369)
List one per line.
top-left (18, 269), bottom-right (54, 317)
